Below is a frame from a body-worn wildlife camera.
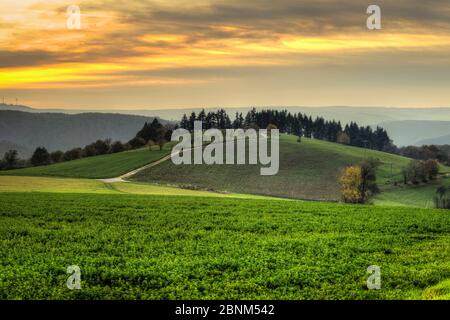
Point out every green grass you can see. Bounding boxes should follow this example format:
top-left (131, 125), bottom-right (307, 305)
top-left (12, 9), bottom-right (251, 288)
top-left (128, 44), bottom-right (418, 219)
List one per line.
top-left (0, 176), bottom-right (277, 200)
top-left (374, 176), bottom-right (450, 208)
top-left (1, 192), bottom-right (449, 299)
top-left (0, 145), bottom-right (173, 179)
top-left (132, 135), bottom-right (413, 201)
top-left (423, 279), bottom-right (450, 300)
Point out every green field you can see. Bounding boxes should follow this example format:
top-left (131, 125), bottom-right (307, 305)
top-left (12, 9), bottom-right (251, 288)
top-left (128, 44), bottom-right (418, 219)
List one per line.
top-left (2, 134), bottom-right (448, 207)
top-left (1, 192), bottom-right (449, 299)
top-left (0, 145), bottom-right (172, 179)
top-left (0, 176), bottom-right (275, 200)
top-left (131, 135), bottom-right (414, 201)
top-left (375, 176), bottom-right (450, 208)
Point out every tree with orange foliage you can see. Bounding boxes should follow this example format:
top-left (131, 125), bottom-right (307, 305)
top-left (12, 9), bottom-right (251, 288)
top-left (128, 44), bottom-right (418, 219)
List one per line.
top-left (340, 165), bottom-right (364, 203)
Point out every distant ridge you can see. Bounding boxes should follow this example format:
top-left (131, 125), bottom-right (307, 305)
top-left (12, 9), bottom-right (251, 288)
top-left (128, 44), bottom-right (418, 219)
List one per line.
top-left (0, 110), bottom-right (169, 155)
top-left (378, 120), bottom-right (450, 146)
top-left (3, 103), bottom-right (450, 125)
top-left (416, 134), bottom-right (450, 146)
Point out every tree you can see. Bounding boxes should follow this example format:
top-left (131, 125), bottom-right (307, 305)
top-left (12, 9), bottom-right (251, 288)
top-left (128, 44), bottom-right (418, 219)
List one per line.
top-left (128, 137), bottom-right (146, 149)
top-left (146, 139), bottom-right (155, 150)
top-left (156, 138), bottom-right (167, 150)
top-left (111, 141), bottom-right (126, 153)
top-left (424, 159), bottom-right (439, 180)
top-left (360, 158), bottom-right (381, 196)
top-left (2, 150), bottom-right (19, 169)
top-left (180, 114), bottom-right (189, 129)
top-left (340, 160), bottom-right (379, 204)
top-left (402, 159), bottom-right (437, 184)
top-left (337, 131), bottom-right (350, 145)
top-left (340, 165), bottom-right (364, 203)
top-left (266, 124), bottom-right (277, 138)
top-left (50, 150), bottom-right (64, 163)
top-left (30, 147), bottom-right (51, 166)
top-left (434, 186), bottom-right (450, 209)
top-left (64, 148), bottom-right (83, 161)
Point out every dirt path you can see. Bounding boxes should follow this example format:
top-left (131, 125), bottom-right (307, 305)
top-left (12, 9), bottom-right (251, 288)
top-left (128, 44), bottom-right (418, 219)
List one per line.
top-left (99, 153), bottom-right (172, 183)
top-left (98, 137), bottom-right (254, 183)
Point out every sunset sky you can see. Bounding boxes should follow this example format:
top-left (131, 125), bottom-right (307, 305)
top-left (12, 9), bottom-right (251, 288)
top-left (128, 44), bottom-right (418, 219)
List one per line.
top-left (1, 0), bottom-right (450, 109)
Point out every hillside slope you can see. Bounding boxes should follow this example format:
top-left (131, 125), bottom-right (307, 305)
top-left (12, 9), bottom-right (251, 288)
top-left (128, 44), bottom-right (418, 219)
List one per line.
top-left (0, 145), bottom-right (172, 179)
top-left (0, 110), bottom-right (168, 153)
top-left (131, 135), bottom-right (412, 201)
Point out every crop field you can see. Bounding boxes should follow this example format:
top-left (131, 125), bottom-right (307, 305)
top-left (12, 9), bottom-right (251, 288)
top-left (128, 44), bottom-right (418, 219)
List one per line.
top-left (132, 135), bottom-right (414, 201)
top-left (0, 144), bottom-right (173, 179)
top-left (1, 192), bottom-right (450, 300)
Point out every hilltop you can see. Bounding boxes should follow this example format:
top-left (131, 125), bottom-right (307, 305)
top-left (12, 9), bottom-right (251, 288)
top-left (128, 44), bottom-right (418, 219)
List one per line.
top-left (131, 135), bottom-right (414, 201)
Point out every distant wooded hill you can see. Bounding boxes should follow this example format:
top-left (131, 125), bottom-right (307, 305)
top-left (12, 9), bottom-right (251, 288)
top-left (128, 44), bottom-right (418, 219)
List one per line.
top-left (3, 103), bottom-right (450, 125)
top-left (378, 121), bottom-right (450, 146)
top-left (0, 110), bottom-right (168, 157)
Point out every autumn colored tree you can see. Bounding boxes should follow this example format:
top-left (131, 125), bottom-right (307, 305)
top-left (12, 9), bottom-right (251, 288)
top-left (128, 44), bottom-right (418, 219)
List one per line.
top-left (340, 165), bottom-right (364, 203)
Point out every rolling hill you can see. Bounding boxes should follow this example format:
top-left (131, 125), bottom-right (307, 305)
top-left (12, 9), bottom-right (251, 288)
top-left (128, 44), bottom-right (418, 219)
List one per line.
top-left (379, 120), bottom-right (450, 146)
top-left (416, 134), bottom-right (450, 146)
top-left (131, 135), bottom-right (414, 201)
top-left (0, 145), bottom-right (173, 179)
top-left (3, 133), bottom-right (449, 207)
top-left (0, 110), bottom-right (169, 155)
top-left (0, 140), bottom-right (32, 158)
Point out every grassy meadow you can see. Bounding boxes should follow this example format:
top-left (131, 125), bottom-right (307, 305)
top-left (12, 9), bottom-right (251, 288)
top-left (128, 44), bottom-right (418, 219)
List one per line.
top-left (132, 135), bottom-right (414, 201)
top-left (0, 144), bottom-right (173, 179)
top-left (1, 192), bottom-right (450, 300)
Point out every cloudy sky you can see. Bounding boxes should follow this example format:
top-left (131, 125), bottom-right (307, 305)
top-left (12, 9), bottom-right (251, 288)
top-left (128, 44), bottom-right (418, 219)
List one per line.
top-left (1, 0), bottom-right (450, 109)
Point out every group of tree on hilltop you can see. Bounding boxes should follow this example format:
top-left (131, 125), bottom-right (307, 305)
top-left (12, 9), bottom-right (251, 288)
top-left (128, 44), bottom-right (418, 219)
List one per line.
top-left (179, 108), bottom-right (393, 152)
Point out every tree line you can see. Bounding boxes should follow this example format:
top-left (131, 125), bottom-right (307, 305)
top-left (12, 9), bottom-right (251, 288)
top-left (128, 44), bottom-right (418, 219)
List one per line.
top-left (0, 118), bottom-right (172, 170)
top-left (397, 145), bottom-right (450, 166)
top-left (179, 108), bottom-right (393, 152)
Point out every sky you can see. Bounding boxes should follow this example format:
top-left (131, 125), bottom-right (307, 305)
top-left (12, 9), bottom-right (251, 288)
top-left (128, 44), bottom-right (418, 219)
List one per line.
top-left (1, 0), bottom-right (450, 109)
